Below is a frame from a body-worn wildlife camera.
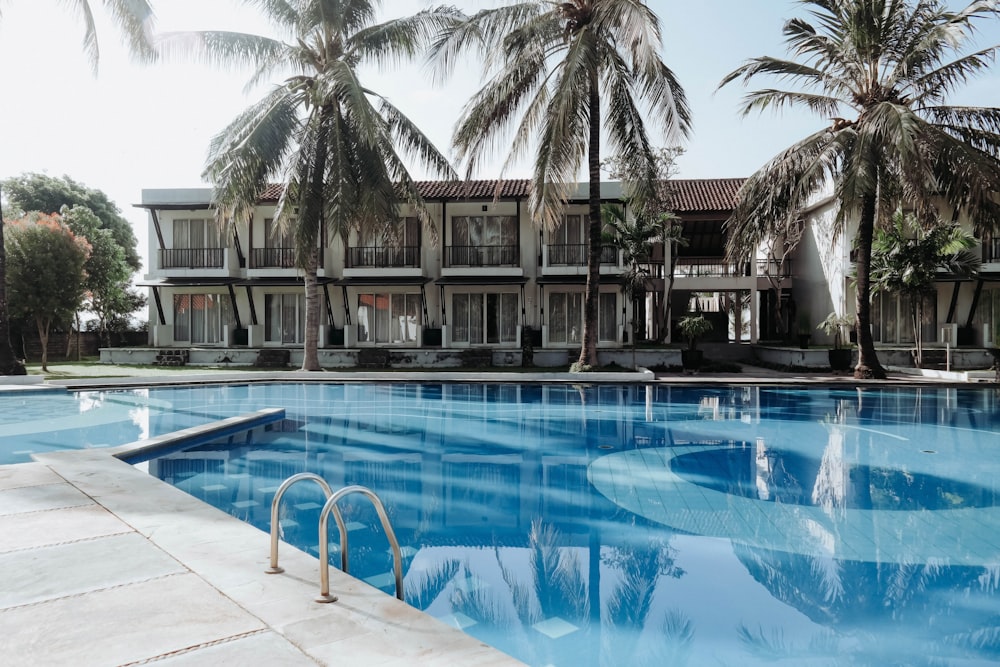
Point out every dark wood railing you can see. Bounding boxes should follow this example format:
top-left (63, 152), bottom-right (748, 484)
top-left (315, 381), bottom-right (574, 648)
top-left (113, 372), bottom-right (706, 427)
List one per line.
top-left (755, 259), bottom-right (793, 278)
top-left (547, 243), bottom-right (618, 266)
top-left (446, 245), bottom-right (519, 267)
top-left (348, 245), bottom-right (420, 268)
top-left (675, 258), bottom-right (750, 277)
top-left (983, 239), bottom-right (1000, 263)
top-left (252, 247), bottom-right (296, 268)
top-left (159, 248), bottom-right (224, 269)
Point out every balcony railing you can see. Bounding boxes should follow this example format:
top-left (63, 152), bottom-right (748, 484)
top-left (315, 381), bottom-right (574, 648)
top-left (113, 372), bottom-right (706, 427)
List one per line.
top-left (447, 245), bottom-right (519, 267)
top-left (348, 245), bottom-right (420, 268)
top-left (675, 258), bottom-right (750, 277)
top-left (252, 247), bottom-right (296, 268)
top-left (159, 248), bottom-right (224, 269)
top-left (983, 239), bottom-right (1000, 263)
top-left (755, 258), bottom-right (793, 278)
top-left (547, 244), bottom-right (619, 266)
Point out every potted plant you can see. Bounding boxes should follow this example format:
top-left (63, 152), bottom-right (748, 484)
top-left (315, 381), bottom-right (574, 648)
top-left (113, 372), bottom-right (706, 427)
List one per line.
top-left (817, 312), bottom-right (854, 372)
top-left (797, 312), bottom-right (812, 349)
top-left (678, 314), bottom-right (713, 373)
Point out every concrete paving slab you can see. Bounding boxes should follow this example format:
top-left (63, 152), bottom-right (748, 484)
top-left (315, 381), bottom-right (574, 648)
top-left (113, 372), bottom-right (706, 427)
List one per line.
top-left (0, 462), bottom-right (63, 491)
top-left (0, 532), bottom-right (185, 608)
top-left (1, 573), bottom-right (265, 666)
top-left (0, 482), bottom-right (92, 516)
top-left (0, 504), bottom-right (130, 553)
top-left (151, 630), bottom-right (320, 666)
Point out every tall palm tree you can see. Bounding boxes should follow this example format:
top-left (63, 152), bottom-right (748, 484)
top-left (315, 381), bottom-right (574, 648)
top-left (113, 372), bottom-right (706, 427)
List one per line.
top-left (157, 0), bottom-right (458, 371)
top-left (430, 0), bottom-right (690, 369)
top-left (0, 0), bottom-right (155, 375)
top-left (720, 0), bottom-right (1000, 379)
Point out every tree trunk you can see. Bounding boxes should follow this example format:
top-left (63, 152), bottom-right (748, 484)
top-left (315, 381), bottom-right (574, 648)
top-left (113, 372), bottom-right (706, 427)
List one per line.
top-left (36, 317), bottom-right (49, 372)
top-left (301, 247), bottom-right (321, 371)
top-left (0, 188), bottom-right (27, 375)
top-left (853, 194), bottom-right (886, 379)
top-left (297, 105), bottom-right (332, 372)
top-left (576, 70), bottom-right (602, 369)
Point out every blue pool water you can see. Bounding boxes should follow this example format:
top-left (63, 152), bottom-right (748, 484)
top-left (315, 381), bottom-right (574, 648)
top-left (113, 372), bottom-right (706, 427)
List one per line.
top-left (7, 382), bottom-right (1000, 665)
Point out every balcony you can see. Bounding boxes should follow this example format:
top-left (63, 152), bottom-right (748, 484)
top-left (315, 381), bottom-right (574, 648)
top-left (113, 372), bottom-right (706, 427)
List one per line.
top-left (348, 245), bottom-right (420, 269)
top-left (547, 244), bottom-right (619, 266)
top-left (446, 245), bottom-right (519, 267)
top-left (158, 248), bottom-right (224, 269)
top-left (675, 258), bottom-right (750, 277)
top-left (755, 259), bottom-right (793, 278)
top-left (252, 247), bottom-right (296, 269)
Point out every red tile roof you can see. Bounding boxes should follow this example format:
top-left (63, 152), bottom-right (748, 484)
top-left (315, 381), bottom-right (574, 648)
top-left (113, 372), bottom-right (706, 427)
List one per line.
top-left (258, 179), bottom-right (532, 202)
top-left (664, 178), bottom-right (746, 213)
top-left (258, 178), bottom-right (744, 210)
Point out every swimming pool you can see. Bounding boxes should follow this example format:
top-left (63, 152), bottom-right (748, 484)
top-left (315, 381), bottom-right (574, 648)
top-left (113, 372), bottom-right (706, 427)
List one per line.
top-left (9, 382), bottom-right (1000, 664)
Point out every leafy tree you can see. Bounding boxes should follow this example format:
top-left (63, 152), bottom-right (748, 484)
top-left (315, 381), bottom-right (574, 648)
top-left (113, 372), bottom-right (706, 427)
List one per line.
top-left (5, 214), bottom-right (91, 371)
top-left (2, 173), bottom-right (141, 271)
top-left (61, 205), bottom-right (146, 348)
top-left (0, 1), bottom-right (155, 375)
top-left (431, 1), bottom-right (691, 370)
top-left (870, 209), bottom-right (980, 366)
top-left (604, 147), bottom-right (685, 343)
top-left (719, 0), bottom-right (1000, 379)
top-left (158, 0), bottom-right (458, 371)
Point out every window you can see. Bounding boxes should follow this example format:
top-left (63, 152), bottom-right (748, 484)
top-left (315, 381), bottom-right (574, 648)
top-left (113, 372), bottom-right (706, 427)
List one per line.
top-left (357, 293), bottom-right (421, 344)
top-left (173, 294), bottom-right (230, 344)
top-left (263, 218), bottom-right (295, 249)
top-left (450, 216), bottom-right (517, 265)
top-left (173, 218), bottom-right (223, 249)
top-left (871, 291), bottom-right (936, 344)
top-left (452, 292), bottom-right (518, 344)
top-left (548, 291), bottom-right (618, 343)
top-left (265, 293), bottom-right (307, 344)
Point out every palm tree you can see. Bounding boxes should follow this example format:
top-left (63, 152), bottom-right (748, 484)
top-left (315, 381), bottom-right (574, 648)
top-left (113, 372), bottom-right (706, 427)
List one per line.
top-left (0, 0), bottom-right (155, 376)
top-left (157, 0), bottom-right (458, 371)
top-left (720, 0), bottom-right (1000, 379)
top-left (870, 209), bottom-right (980, 366)
top-left (430, 0), bottom-right (690, 370)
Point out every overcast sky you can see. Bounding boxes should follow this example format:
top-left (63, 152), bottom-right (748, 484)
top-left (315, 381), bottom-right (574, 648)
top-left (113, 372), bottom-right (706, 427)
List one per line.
top-left (1, 0), bottom-right (998, 280)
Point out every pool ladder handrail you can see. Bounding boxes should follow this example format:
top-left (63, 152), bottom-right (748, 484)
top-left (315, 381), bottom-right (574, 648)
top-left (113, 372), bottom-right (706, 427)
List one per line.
top-left (265, 474), bottom-right (404, 604)
top-left (317, 485), bottom-right (404, 604)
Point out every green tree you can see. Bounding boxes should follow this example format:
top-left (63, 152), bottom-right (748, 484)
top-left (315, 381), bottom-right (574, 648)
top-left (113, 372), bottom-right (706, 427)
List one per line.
top-left (61, 205), bottom-right (146, 348)
top-left (431, 1), bottom-right (691, 370)
top-left (719, 0), bottom-right (1000, 379)
top-left (5, 214), bottom-right (91, 371)
top-left (603, 147), bottom-right (685, 343)
top-left (158, 0), bottom-right (457, 371)
top-left (870, 209), bottom-right (980, 366)
top-left (0, 1), bottom-right (155, 376)
top-left (3, 173), bottom-right (142, 271)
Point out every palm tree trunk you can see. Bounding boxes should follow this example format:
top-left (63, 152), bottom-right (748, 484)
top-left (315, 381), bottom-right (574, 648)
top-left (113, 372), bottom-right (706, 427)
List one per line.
top-left (298, 106), bottom-right (332, 372)
top-left (0, 189), bottom-right (27, 376)
top-left (301, 248), bottom-right (321, 371)
top-left (576, 71), bottom-right (602, 369)
top-left (853, 194), bottom-right (886, 379)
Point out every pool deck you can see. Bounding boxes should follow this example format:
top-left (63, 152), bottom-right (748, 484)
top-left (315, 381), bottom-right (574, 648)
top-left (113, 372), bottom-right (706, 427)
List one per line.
top-left (0, 366), bottom-right (987, 666)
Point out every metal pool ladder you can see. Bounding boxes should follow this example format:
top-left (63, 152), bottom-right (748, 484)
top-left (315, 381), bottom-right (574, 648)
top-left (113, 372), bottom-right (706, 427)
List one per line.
top-left (265, 472), bottom-right (405, 604)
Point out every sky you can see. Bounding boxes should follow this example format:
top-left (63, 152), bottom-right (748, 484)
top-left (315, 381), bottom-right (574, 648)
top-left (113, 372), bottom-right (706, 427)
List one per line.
top-left (1, 0), bottom-right (999, 285)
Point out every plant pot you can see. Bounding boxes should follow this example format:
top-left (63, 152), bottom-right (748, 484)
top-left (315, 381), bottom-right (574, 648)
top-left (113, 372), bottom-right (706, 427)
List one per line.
top-left (798, 334), bottom-right (811, 349)
top-left (828, 348), bottom-right (852, 372)
top-left (681, 349), bottom-right (703, 373)
top-left (232, 328), bottom-right (248, 346)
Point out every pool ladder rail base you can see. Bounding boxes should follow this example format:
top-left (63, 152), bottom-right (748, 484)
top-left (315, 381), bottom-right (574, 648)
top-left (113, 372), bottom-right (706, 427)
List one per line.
top-left (265, 472), bottom-right (404, 604)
